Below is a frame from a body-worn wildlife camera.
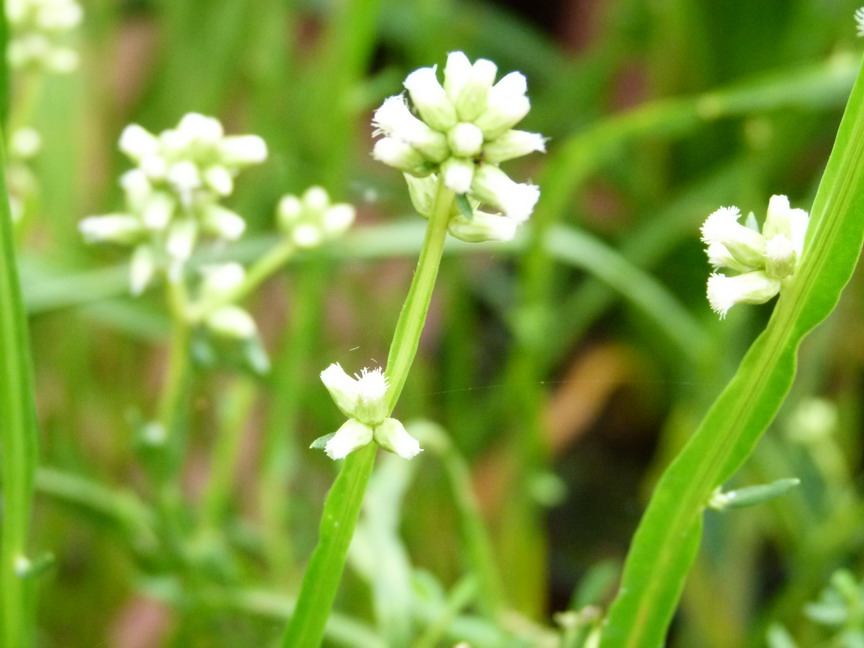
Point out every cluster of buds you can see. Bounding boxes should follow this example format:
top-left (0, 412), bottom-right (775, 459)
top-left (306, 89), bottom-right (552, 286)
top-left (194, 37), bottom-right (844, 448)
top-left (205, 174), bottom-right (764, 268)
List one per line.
top-left (372, 51), bottom-right (544, 242)
top-left (701, 195), bottom-right (809, 318)
top-left (314, 364), bottom-right (422, 460)
top-left (6, 128), bottom-right (42, 224)
top-left (6, 0), bottom-right (83, 72)
top-left (277, 186), bottom-right (355, 249)
top-left (79, 113), bottom-right (267, 294)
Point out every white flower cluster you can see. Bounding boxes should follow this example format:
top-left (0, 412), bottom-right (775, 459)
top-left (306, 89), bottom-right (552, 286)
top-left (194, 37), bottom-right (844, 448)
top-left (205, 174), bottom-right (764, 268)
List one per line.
top-left (277, 186), bottom-right (355, 249)
top-left (6, 0), bottom-right (82, 72)
top-left (701, 195), bottom-right (809, 318)
top-left (79, 113), bottom-right (267, 294)
top-left (856, 7), bottom-right (864, 36)
top-left (372, 51), bottom-right (545, 242)
top-left (316, 364), bottom-right (421, 460)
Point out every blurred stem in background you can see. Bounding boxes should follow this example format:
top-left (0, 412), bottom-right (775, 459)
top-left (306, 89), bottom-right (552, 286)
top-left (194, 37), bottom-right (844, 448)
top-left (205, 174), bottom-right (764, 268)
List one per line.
top-left (281, 178), bottom-right (456, 647)
top-left (0, 127), bottom-right (40, 647)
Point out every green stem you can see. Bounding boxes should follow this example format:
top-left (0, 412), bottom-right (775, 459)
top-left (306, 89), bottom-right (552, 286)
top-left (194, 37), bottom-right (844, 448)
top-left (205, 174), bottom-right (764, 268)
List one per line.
top-left (281, 178), bottom-right (456, 647)
top-left (0, 128), bottom-right (39, 648)
top-left (385, 178), bottom-right (455, 409)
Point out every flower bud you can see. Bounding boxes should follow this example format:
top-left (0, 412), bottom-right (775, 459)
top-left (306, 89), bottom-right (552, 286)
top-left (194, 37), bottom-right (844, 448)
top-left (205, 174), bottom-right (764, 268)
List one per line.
top-left (119, 124), bottom-right (159, 161)
top-left (201, 205), bottom-right (245, 240)
top-left (451, 58), bottom-right (497, 122)
top-left (474, 72), bottom-right (530, 139)
top-left (372, 137), bottom-right (431, 176)
top-left (78, 214), bottom-right (144, 244)
top-left (448, 210), bottom-right (518, 243)
top-left (130, 245), bottom-right (156, 295)
top-left (218, 135), bottom-right (268, 165)
top-left (447, 122), bottom-right (484, 158)
top-left (203, 165), bottom-right (234, 196)
top-left (482, 129), bottom-right (546, 163)
top-left (471, 165), bottom-right (539, 222)
top-left (707, 271), bottom-right (781, 319)
top-left (700, 207), bottom-right (766, 270)
top-left (374, 418), bottom-right (422, 459)
top-left (324, 419), bottom-right (374, 460)
top-left (205, 305), bottom-right (257, 339)
top-left (166, 219), bottom-right (198, 260)
top-left (404, 67), bottom-right (458, 131)
top-left (441, 157), bottom-right (475, 194)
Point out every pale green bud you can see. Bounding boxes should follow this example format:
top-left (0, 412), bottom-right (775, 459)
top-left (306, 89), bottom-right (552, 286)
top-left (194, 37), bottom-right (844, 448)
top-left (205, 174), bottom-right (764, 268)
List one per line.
top-left (199, 263), bottom-right (246, 299)
top-left (764, 235), bottom-right (797, 280)
top-left (10, 128), bottom-right (41, 159)
top-left (141, 192), bottom-right (176, 230)
top-left (762, 195), bottom-right (809, 258)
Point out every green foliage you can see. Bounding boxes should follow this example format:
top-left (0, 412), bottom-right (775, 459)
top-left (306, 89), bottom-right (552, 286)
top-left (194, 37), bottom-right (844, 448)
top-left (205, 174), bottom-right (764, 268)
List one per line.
top-left (3, 1), bottom-right (864, 647)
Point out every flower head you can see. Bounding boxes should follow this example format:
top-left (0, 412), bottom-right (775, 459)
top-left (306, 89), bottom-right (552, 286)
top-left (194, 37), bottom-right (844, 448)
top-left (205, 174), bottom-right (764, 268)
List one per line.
top-left (702, 195), bottom-right (809, 318)
top-left (372, 52), bottom-right (545, 243)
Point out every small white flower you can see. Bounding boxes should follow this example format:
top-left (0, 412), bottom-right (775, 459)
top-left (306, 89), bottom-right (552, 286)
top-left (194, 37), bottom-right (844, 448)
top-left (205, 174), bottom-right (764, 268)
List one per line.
top-left (855, 7), bottom-right (864, 36)
top-left (217, 135), bottom-right (268, 165)
top-left (165, 219), bottom-right (198, 260)
top-left (119, 124), bottom-right (160, 161)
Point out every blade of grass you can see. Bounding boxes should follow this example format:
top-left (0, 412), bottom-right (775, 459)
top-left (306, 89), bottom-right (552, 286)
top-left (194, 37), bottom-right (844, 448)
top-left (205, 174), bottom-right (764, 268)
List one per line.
top-left (0, 131), bottom-right (40, 648)
top-left (598, 52), bottom-right (864, 648)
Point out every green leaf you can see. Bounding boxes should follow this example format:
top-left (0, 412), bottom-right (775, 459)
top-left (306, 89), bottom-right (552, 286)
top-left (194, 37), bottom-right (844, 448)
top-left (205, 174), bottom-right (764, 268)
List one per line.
top-left (599, 53), bottom-right (864, 648)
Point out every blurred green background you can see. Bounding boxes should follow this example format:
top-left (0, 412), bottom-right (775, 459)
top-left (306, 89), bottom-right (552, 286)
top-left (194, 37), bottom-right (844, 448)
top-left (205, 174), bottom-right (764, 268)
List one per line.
top-left (11, 0), bottom-right (864, 646)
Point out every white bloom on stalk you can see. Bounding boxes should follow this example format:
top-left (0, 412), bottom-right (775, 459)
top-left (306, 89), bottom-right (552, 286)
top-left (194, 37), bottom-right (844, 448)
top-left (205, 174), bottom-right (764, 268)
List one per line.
top-left (317, 363), bottom-right (422, 460)
top-left (372, 51), bottom-right (545, 243)
top-left (701, 195), bottom-right (809, 318)
top-left (276, 186), bottom-right (355, 249)
top-left (6, 0), bottom-right (83, 72)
